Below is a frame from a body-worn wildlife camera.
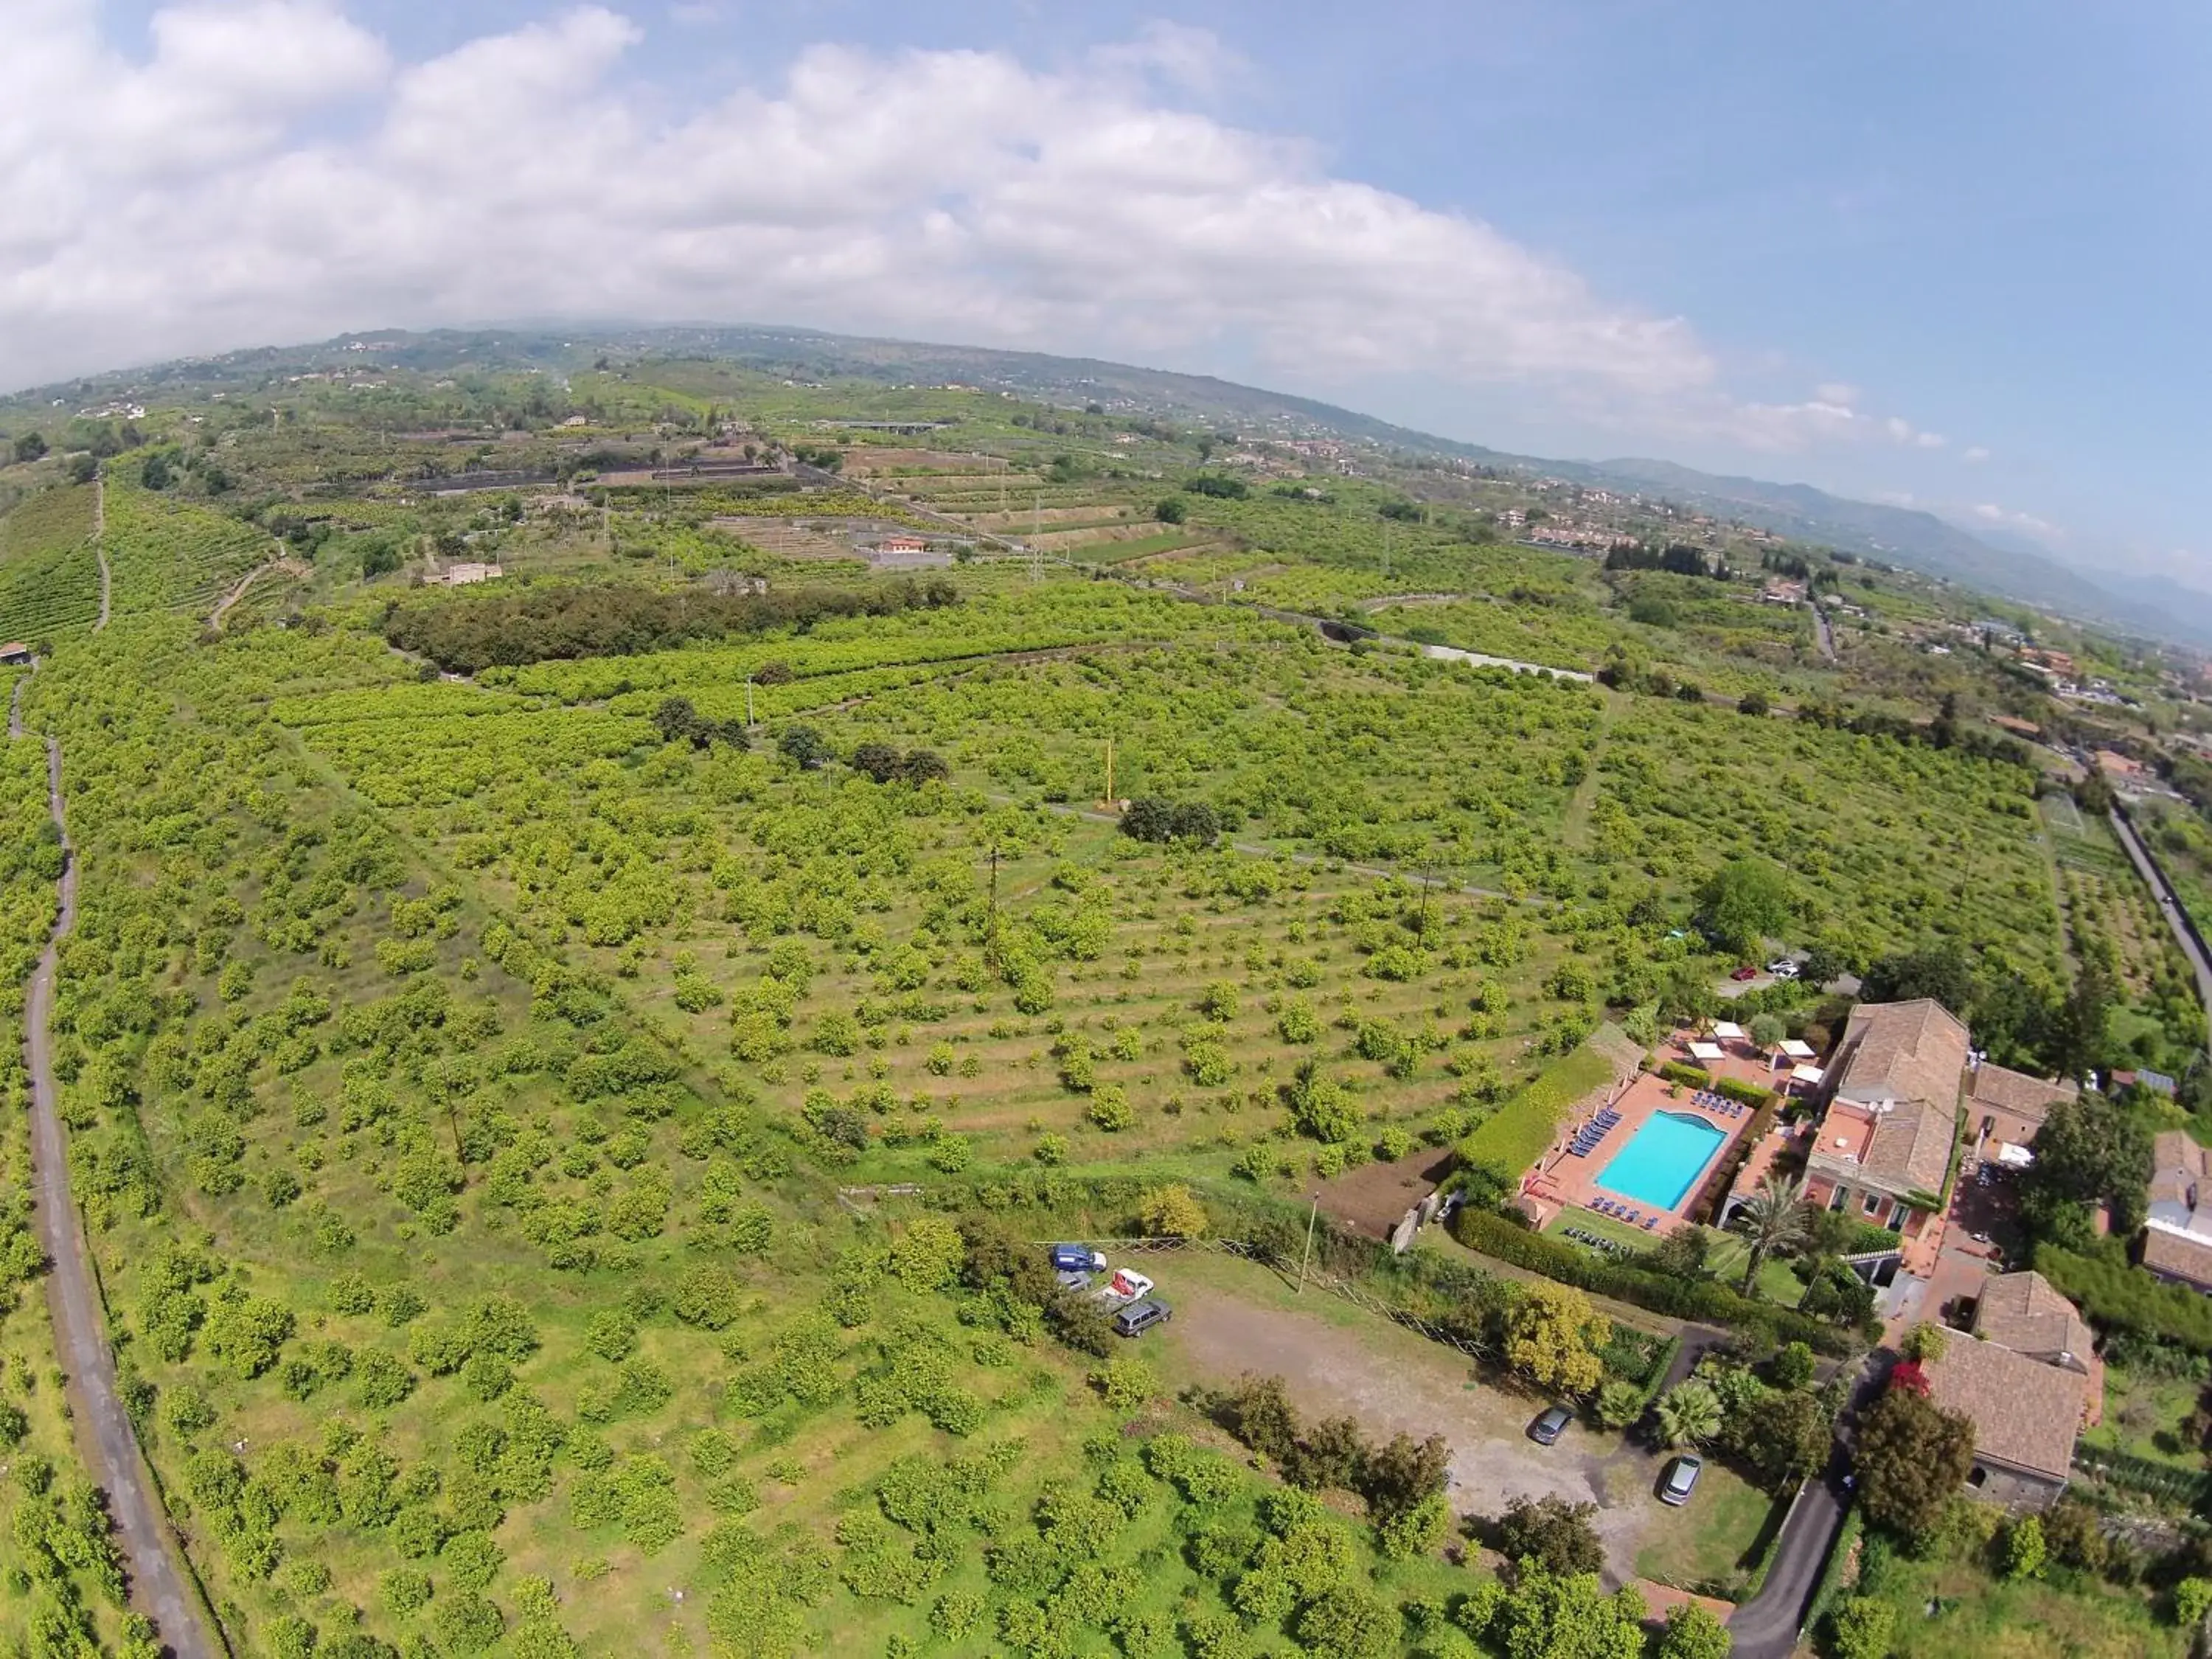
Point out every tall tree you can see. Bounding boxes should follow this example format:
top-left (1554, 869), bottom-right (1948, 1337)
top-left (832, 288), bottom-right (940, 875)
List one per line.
top-left (1854, 1386), bottom-right (1975, 1540)
top-left (2023, 1091), bottom-right (2154, 1233)
top-left (1699, 857), bottom-right (1793, 955)
top-left (1730, 1175), bottom-right (1812, 1296)
top-left (1503, 1281), bottom-right (1607, 1397)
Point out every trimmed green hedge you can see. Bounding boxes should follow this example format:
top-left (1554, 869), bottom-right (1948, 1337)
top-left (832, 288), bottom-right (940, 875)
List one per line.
top-left (2038, 1242), bottom-right (2212, 1353)
top-left (1657, 1061), bottom-right (1712, 1089)
top-left (1455, 1045), bottom-right (1616, 1181)
top-left (1447, 1206), bottom-right (1857, 1355)
top-left (1715, 1077), bottom-right (1776, 1109)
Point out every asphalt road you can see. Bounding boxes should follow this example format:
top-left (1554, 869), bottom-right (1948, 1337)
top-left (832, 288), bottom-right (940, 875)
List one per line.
top-left (13, 676), bottom-right (218, 1658)
top-left (1726, 1353), bottom-right (1888, 1658)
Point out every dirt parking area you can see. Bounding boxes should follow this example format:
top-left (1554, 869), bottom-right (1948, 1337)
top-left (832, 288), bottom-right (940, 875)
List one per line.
top-left (1150, 1251), bottom-right (1711, 1585)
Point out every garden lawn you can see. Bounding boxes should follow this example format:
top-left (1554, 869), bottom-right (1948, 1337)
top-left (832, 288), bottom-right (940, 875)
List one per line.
top-left (1630, 1462), bottom-right (1781, 1593)
top-left (2076, 1361), bottom-right (2205, 1472)
top-left (1700, 1231), bottom-right (1812, 1309)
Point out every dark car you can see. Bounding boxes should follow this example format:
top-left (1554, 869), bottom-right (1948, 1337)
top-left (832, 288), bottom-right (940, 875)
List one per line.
top-left (1113, 1298), bottom-right (1171, 1338)
top-left (1050, 1244), bottom-right (1107, 1274)
top-left (1528, 1405), bottom-right (1573, 1445)
top-left (1730, 964), bottom-right (1759, 981)
top-left (1658, 1454), bottom-right (1703, 1506)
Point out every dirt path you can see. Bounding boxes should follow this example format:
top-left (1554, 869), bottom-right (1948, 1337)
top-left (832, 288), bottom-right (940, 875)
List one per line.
top-left (209, 554), bottom-right (307, 630)
top-left (93, 470), bottom-right (110, 630)
top-left (12, 672), bottom-right (218, 1656)
top-left (1158, 1256), bottom-right (1683, 1586)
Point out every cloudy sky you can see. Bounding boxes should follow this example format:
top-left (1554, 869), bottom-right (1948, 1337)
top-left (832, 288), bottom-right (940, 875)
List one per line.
top-left (8, 1), bottom-right (2208, 581)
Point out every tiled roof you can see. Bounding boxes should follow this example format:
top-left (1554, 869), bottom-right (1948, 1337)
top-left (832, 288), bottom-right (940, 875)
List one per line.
top-left (1972, 1270), bottom-right (2093, 1365)
top-left (2149, 1131), bottom-right (2208, 1214)
top-left (1967, 1064), bottom-right (2076, 1126)
top-left (1826, 1000), bottom-right (1968, 1195)
top-left (2143, 1225), bottom-right (2212, 1290)
top-left (1922, 1338), bottom-right (2086, 1483)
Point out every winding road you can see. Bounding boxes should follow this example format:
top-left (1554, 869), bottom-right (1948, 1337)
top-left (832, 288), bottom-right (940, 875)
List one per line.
top-left (12, 673), bottom-right (218, 1658)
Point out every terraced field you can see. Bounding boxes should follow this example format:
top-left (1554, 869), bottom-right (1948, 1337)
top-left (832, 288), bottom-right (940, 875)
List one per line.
top-left (0, 483), bottom-right (103, 641)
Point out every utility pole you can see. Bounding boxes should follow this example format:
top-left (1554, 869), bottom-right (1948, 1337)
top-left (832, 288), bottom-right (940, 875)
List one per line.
top-left (745, 677), bottom-right (756, 730)
top-left (1102, 737), bottom-right (1115, 807)
top-left (1298, 1190), bottom-right (1321, 1295)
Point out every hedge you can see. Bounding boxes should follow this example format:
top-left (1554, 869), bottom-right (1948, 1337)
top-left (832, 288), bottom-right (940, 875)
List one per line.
top-left (1456, 1045), bottom-right (1616, 1181)
top-left (1447, 1206), bottom-right (1857, 1355)
top-left (1656, 1061), bottom-right (1712, 1090)
top-left (1715, 1077), bottom-right (1776, 1110)
top-left (2037, 1243), bottom-right (2212, 1353)
top-left (1689, 1093), bottom-right (1780, 1225)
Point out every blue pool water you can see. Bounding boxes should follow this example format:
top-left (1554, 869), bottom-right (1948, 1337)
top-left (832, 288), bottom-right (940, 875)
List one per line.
top-left (1596, 1111), bottom-right (1729, 1211)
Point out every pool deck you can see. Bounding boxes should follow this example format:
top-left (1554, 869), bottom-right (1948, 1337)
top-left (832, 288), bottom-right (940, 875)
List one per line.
top-left (1522, 1034), bottom-right (1782, 1232)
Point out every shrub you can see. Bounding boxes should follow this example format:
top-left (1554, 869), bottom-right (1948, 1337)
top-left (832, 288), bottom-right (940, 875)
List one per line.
top-left (1491, 1495), bottom-right (1604, 1576)
top-left (1087, 1086), bottom-right (1134, 1132)
top-left (1135, 1184), bottom-right (1209, 1239)
top-left (1826, 1596), bottom-right (1895, 1659)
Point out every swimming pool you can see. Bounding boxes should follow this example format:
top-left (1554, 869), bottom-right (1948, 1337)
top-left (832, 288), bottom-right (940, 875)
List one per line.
top-left (1596, 1110), bottom-right (1730, 1211)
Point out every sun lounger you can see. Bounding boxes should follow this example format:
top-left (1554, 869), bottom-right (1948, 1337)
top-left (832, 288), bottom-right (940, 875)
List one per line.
top-left (1644, 1217), bottom-right (1658, 1231)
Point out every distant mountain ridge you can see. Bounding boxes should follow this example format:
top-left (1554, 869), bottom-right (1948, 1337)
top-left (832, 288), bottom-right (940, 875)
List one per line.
top-left (8, 321), bottom-right (2202, 644)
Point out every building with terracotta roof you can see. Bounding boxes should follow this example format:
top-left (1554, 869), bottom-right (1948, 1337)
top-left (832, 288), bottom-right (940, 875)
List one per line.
top-left (2142, 1226), bottom-right (2212, 1295)
top-left (2143, 1132), bottom-right (2212, 1293)
top-left (1921, 1335), bottom-right (2088, 1509)
top-left (1971, 1268), bottom-right (2099, 1395)
top-left (1967, 1063), bottom-right (2076, 1166)
top-left (1805, 1000), bottom-right (1970, 1241)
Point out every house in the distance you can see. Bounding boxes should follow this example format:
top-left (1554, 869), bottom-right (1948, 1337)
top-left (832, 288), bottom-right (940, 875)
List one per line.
top-left (0, 643), bottom-right (30, 666)
top-left (2142, 1131), bottom-right (2212, 1294)
top-left (1804, 1000), bottom-right (1971, 1244)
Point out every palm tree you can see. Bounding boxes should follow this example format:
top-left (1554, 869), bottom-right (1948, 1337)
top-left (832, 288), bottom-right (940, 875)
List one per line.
top-left (1731, 1173), bottom-right (1812, 1296)
top-left (1655, 1380), bottom-right (1723, 1448)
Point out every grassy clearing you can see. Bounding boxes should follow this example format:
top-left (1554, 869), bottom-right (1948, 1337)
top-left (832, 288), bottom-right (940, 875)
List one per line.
top-left (1631, 1465), bottom-right (1778, 1588)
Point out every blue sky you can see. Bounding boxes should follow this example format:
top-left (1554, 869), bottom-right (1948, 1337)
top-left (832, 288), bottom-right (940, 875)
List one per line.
top-left (27, 1), bottom-right (2212, 583)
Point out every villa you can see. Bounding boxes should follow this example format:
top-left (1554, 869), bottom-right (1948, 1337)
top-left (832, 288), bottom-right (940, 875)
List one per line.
top-left (1803, 999), bottom-right (1971, 1242)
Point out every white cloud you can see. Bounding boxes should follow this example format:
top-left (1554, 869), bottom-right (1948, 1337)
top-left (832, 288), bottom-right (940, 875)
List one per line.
top-left (0, 0), bottom-right (1964, 482)
top-left (1963, 445), bottom-right (1991, 462)
top-left (0, 2), bottom-right (1728, 405)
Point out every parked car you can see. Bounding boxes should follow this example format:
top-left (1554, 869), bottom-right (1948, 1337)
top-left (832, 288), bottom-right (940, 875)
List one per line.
top-left (1113, 1298), bottom-right (1171, 1338)
top-left (1730, 965), bottom-right (1759, 981)
top-left (1767, 959), bottom-right (1801, 979)
top-left (1658, 1455), bottom-right (1703, 1506)
top-left (1055, 1268), bottom-right (1099, 1291)
top-left (1528, 1405), bottom-right (1574, 1445)
top-left (1093, 1268), bottom-right (1155, 1307)
top-left (1050, 1244), bottom-right (1107, 1274)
